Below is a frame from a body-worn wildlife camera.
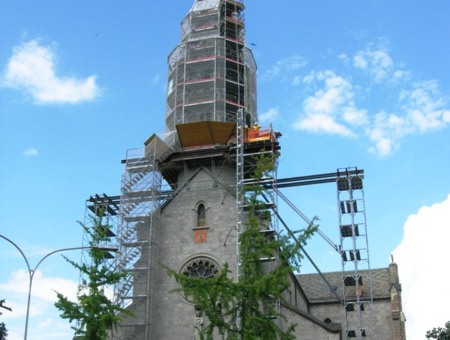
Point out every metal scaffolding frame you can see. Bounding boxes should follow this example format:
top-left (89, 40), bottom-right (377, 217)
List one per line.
top-left (82, 167), bottom-right (376, 339)
top-left (337, 168), bottom-right (375, 339)
top-left (78, 1), bottom-right (381, 338)
top-left (235, 108), bottom-right (281, 320)
top-left (82, 161), bottom-right (375, 340)
top-left (112, 136), bottom-right (170, 340)
top-left (80, 194), bottom-right (120, 335)
top-left (82, 193), bottom-right (120, 269)
top-left (165, 0), bottom-right (256, 148)
top-left (235, 108), bottom-right (245, 281)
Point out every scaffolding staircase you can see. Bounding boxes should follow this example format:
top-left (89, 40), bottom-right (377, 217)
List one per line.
top-left (112, 136), bottom-right (169, 340)
top-left (337, 168), bottom-right (375, 339)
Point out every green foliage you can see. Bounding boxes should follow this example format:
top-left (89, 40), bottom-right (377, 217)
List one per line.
top-left (0, 299), bottom-right (10, 340)
top-left (166, 264), bottom-right (239, 339)
top-left (0, 322), bottom-right (7, 340)
top-left (426, 321), bottom-right (450, 340)
top-left (166, 152), bottom-right (316, 339)
top-left (0, 318), bottom-right (5, 339)
top-left (54, 212), bottom-right (130, 340)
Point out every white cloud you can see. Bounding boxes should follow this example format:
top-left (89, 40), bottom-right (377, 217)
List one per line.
top-left (259, 107), bottom-right (279, 123)
top-left (393, 70), bottom-right (410, 82)
top-left (342, 106), bottom-right (368, 126)
top-left (393, 195), bottom-right (450, 340)
top-left (0, 270), bottom-right (78, 340)
top-left (292, 76), bottom-right (302, 86)
top-left (354, 48), bottom-right (450, 156)
top-left (353, 47), bottom-right (394, 83)
top-left (371, 137), bottom-right (392, 157)
top-left (444, 111), bottom-right (450, 123)
top-left (302, 72), bottom-right (315, 85)
top-left (23, 147), bottom-right (39, 157)
top-left (151, 74), bottom-right (160, 85)
top-left (337, 53), bottom-right (349, 65)
top-left (367, 81), bottom-right (450, 155)
top-left (293, 113), bottom-right (353, 136)
top-left (292, 70), bottom-right (363, 137)
top-left (1, 40), bottom-right (100, 105)
top-left (0, 269), bottom-right (78, 319)
top-left (37, 317), bottom-right (53, 330)
top-left (283, 44), bottom-right (450, 156)
top-left (262, 55), bottom-right (307, 81)
top-left (367, 110), bottom-right (407, 156)
top-left (399, 80), bottom-right (449, 133)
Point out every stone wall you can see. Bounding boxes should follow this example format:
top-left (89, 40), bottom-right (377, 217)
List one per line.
top-left (149, 165), bottom-right (238, 339)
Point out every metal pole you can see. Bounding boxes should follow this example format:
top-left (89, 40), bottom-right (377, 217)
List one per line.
top-left (0, 234), bottom-right (116, 340)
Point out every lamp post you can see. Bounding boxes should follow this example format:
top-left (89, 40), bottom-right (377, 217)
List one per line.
top-left (0, 234), bottom-right (117, 340)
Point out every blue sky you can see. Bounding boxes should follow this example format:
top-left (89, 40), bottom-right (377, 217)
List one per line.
top-left (1, 1), bottom-right (449, 339)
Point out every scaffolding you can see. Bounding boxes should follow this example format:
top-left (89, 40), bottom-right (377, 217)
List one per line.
top-left (76, 0), bottom-right (384, 338)
top-left (235, 109), bottom-right (245, 280)
top-left (112, 135), bottom-right (172, 340)
top-left (165, 0), bottom-right (256, 147)
top-left (235, 108), bottom-right (281, 321)
top-left (337, 168), bottom-right (375, 339)
top-left (82, 193), bottom-right (119, 268)
top-left (79, 194), bottom-right (120, 335)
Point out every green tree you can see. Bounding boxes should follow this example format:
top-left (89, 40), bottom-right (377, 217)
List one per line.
top-left (0, 323), bottom-right (7, 340)
top-left (54, 213), bottom-right (130, 340)
top-left (0, 299), bottom-right (11, 340)
top-left (426, 321), bottom-right (450, 340)
top-left (167, 153), bottom-right (316, 339)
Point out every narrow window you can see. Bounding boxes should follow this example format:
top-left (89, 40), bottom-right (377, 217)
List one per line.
top-left (197, 203), bottom-right (206, 227)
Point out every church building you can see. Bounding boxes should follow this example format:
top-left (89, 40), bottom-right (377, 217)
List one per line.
top-left (85, 1), bottom-right (407, 339)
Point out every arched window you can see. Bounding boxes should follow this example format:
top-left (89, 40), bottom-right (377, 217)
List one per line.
top-left (181, 257), bottom-right (219, 279)
top-left (178, 257), bottom-right (220, 302)
top-left (197, 203), bottom-right (206, 227)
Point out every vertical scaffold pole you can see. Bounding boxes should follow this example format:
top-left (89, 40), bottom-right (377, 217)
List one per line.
top-left (236, 108), bottom-right (245, 281)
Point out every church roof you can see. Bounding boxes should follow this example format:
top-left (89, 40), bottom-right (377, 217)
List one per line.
top-left (296, 268), bottom-right (391, 304)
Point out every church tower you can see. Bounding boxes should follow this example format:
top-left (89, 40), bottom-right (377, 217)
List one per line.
top-left (164, 0), bottom-right (257, 147)
top-left (112, 1), bottom-right (267, 339)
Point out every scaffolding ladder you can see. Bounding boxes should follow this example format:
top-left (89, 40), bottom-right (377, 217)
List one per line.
top-left (235, 108), bottom-right (245, 280)
top-left (235, 108), bottom-right (280, 315)
top-left (113, 144), bottom-right (163, 340)
top-left (337, 167), bottom-right (375, 339)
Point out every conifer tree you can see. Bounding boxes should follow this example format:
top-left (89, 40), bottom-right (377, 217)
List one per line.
top-left (167, 153), bottom-right (316, 339)
top-left (0, 323), bottom-right (7, 340)
top-left (54, 213), bottom-right (129, 340)
top-left (0, 299), bottom-right (10, 340)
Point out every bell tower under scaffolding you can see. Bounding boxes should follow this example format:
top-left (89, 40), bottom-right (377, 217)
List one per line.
top-left (165, 0), bottom-right (256, 147)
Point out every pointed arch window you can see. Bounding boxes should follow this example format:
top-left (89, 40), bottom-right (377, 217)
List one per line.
top-left (197, 203), bottom-right (206, 227)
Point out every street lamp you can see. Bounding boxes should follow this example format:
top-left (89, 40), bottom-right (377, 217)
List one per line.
top-left (0, 234), bottom-right (118, 340)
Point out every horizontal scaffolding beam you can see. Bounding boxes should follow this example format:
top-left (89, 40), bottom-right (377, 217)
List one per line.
top-left (275, 169), bottom-right (364, 189)
top-left (89, 170), bottom-right (364, 208)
